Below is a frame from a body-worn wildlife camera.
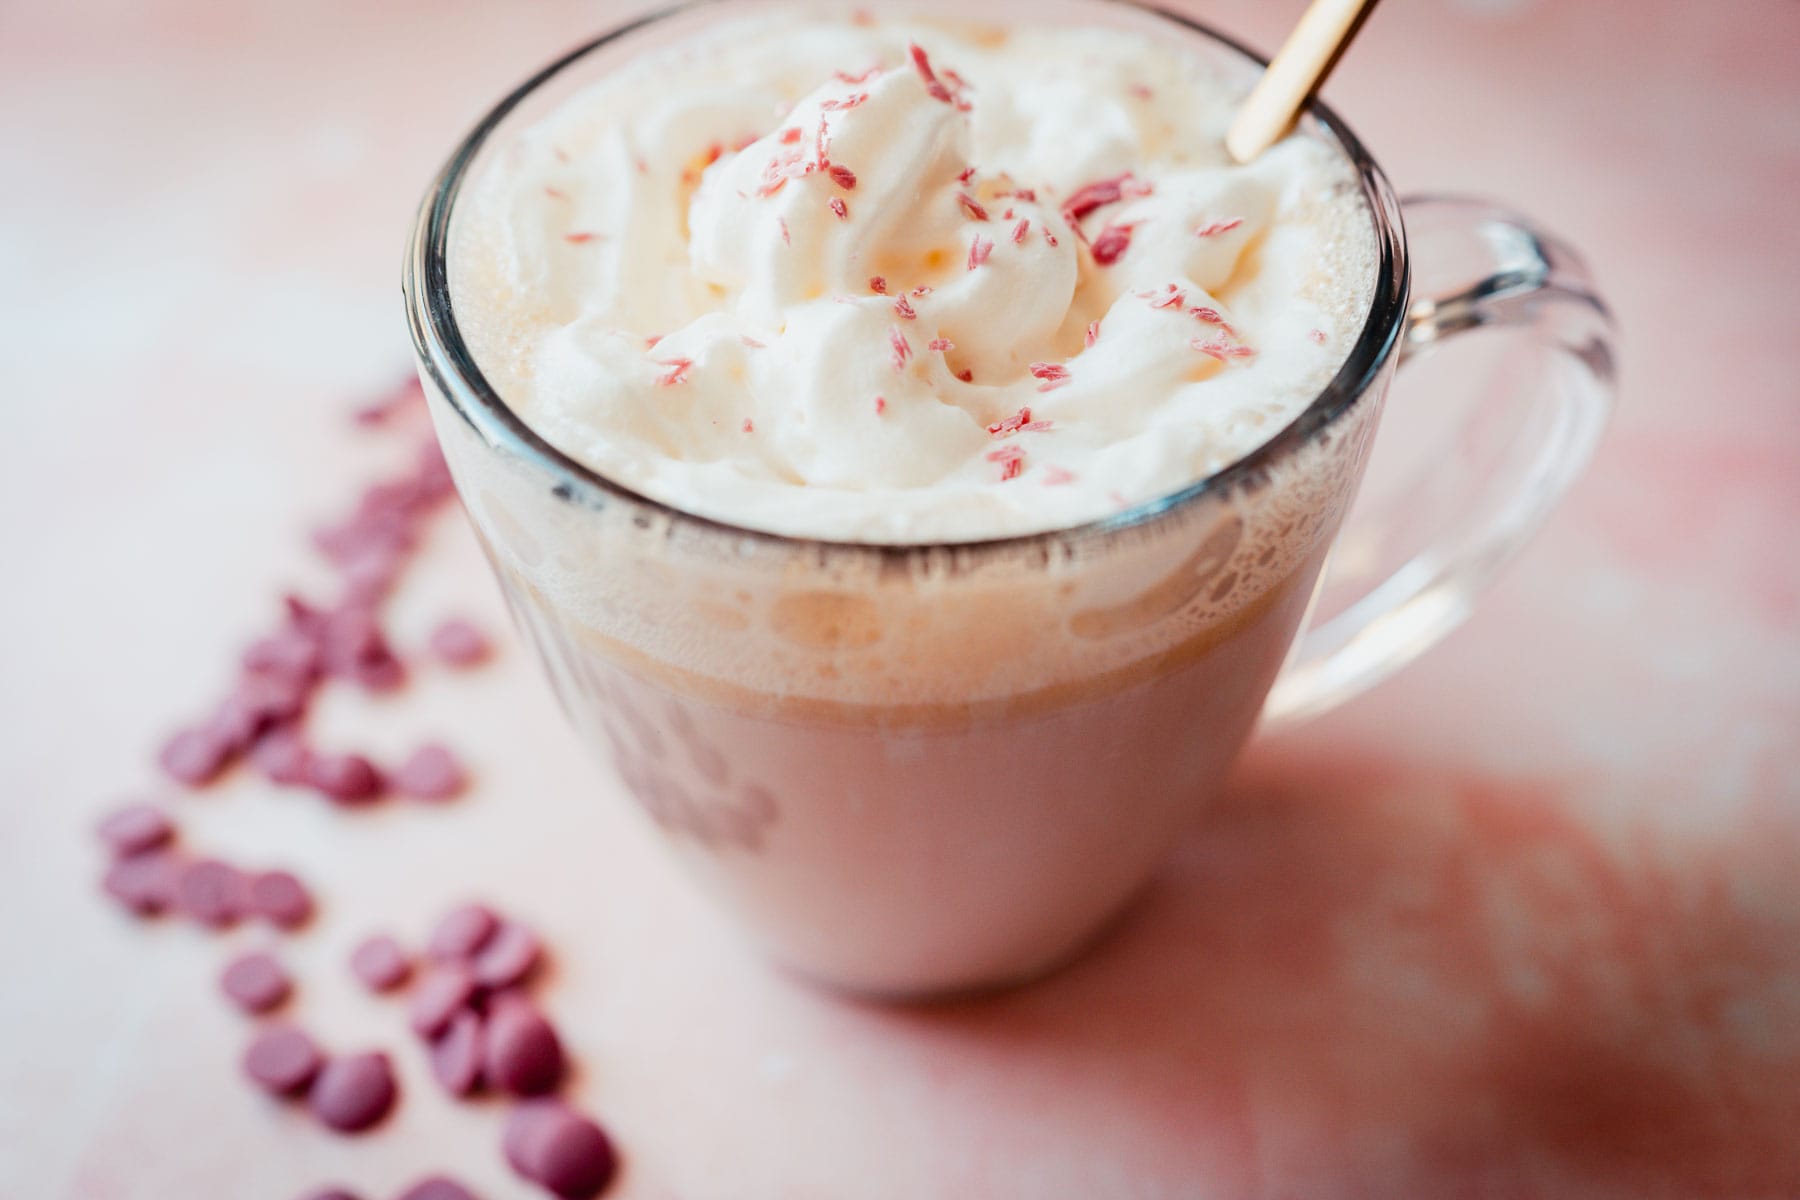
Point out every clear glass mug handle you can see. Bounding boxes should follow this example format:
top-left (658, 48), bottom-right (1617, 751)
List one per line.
top-left (1263, 196), bottom-right (1618, 725)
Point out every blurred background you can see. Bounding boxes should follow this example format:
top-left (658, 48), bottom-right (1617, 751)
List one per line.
top-left (2, 1), bottom-right (1797, 1197)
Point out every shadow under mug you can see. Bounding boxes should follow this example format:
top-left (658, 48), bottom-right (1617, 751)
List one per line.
top-left (404, 0), bottom-right (1616, 1000)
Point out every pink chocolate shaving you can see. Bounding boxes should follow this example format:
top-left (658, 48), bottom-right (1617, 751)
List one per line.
top-left (986, 407), bottom-right (1033, 436)
top-left (893, 295), bottom-right (917, 320)
top-left (959, 192), bottom-right (990, 222)
top-left (928, 338), bottom-right (954, 352)
top-left (874, 395), bottom-right (887, 415)
top-left (889, 327), bottom-right (913, 370)
top-left (1062, 173), bottom-right (1136, 222)
top-left (1196, 218), bottom-right (1245, 238)
top-left (654, 358), bottom-right (694, 386)
top-left (1090, 223), bottom-right (1134, 265)
top-left (869, 276), bottom-right (889, 294)
top-left (909, 43), bottom-right (970, 109)
top-left (967, 236), bottom-right (995, 271)
top-left (829, 164), bottom-right (857, 190)
top-left (1086, 320), bottom-right (1102, 348)
top-left (563, 232), bottom-right (601, 244)
top-left (741, 418), bottom-right (754, 433)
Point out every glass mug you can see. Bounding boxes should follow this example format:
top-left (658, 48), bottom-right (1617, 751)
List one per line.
top-left (404, 0), bottom-right (1615, 999)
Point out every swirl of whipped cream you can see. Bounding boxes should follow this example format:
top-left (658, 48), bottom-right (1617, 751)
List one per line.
top-left (453, 16), bottom-right (1375, 542)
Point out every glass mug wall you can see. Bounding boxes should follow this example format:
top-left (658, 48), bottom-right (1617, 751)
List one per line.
top-left (405, 0), bottom-right (1614, 998)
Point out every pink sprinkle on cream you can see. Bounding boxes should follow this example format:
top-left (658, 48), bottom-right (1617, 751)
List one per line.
top-left (778, 218), bottom-right (791, 245)
top-left (655, 358), bottom-right (694, 386)
top-left (779, 127), bottom-right (803, 144)
top-left (967, 236), bottom-right (995, 271)
top-left (564, 232), bottom-right (602, 244)
top-left (986, 443), bottom-right (1027, 482)
top-left (741, 418), bottom-right (754, 433)
top-left (1196, 218), bottom-right (1245, 238)
top-left (890, 327), bottom-right (913, 370)
top-left (959, 192), bottom-right (990, 222)
top-left (1012, 219), bottom-right (1031, 244)
top-left (1151, 289), bottom-right (1187, 310)
top-left (928, 338), bottom-right (954, 352)
top-left (957, 369), bottom-right (974, 383)
top-left (1029, 363), bottom-right (1069, 382)
top-left (1042, 465), bottom-right (1078, 486)
top-left (829, 197), bottom-right (849, 221)
top-left (829, 165), bottom-right (857, 190)
top-left (1062, 173), bottom-right (1136, 222)
top-left (912, 286), bottom-right (933, 297)
top-left (874, 395), bottom-right (887, 415)
top-left (909, 43), bottom-right (960, 107)
top-left (893, 295), bottom-right (917, 320)
top-left (1090, 223), bottom-right (1134, 265)
top-left (1086, 320), bottom-right (1102, 348)
top-left (544, 187), bottom-right (567, 200)
top-left (1192, 339), bottom-right (1257, 362)
top-left (741, 335), bottom-right (767, 349)
top-left (645, 334), bottom-right (665, 349)
top-left (987, 407), bottom-right (1032, 436)
top-left (869, 276), bottom-right (889, 294)
top-left (1310, 328), bottom-right (1328, 345)
top-left (1129, 83), bottom-right (1155, 100)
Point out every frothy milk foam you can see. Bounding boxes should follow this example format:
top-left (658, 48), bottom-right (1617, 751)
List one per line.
top-left (441, 10), bottom-right (1380, 994)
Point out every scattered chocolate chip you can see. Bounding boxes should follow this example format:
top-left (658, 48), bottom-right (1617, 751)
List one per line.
top-left (429, 1010), bottom-right (484, 1097)
top-left (471, 921), bottom-right (542, 991)
top-left (249, 869), bottom-right (314, 929)
top-left (175, 859), bottom-right (248, 928)
top-left (252, 730), bottom-right (314, 785)
top-left (222, 951), bottom-right (293, 1014)
top-left (505, 1101), bottom-right (617, 1199)
top-left (102, 851), bottom-right (180, 916)
top-left (244, 1025), bottom-right (324, 1095)
top-left (392, 743), bottom-right (467, 801)
top-left (96, 804), bottom-right (175, 857)
top-left (429, 619), bottom-right (490, 667)
top-left (349, 934), bottom-right (412, 993)
top-left (242, 628), bottom-right (322, 681)
top-left (483, 997), bottom-right (564, 1097)
top-left (427, 904), bottom-right (499, 961)
top-left (308, 753), bottom-right (383, 806)
top-left (395, 1178), bottom-right (478, 1200)
top-left (159, 727), bottom-right (232, 787)
top-left (308, 1052), bottom-right (397, 1133)
top-left (408, 966), bottom-right (477, 1039)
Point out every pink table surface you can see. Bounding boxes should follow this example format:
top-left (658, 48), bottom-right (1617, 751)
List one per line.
top-left (4, 1), bottom-right (1798, 1197)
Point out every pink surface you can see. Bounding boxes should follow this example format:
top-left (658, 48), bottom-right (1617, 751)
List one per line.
top-left (3, 1), bottom-right (1798, 1197)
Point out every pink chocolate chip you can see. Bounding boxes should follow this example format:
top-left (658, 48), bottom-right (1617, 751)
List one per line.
top-left (102, 851), bottom-right (181, 916)
top-left (349, 934), bottom-right (412, 993)
top-left (97, 804), bottom-right (175, 857)
top-left (222, 951), bottom-right (293, 1014)
top-left (249, 870), bottom-right (314, 929)
top-left (308, 1052), bottom-right (397, 1133)
top-left (483, 996), bottom-right (564, 1097)
top-left (252, 730), bottom-right (313, 785)
top-left (175, 859), bottom-right (248, 928)
top-left (429, 1010), bottom-right (485, 1097)
top-left (244, 1025), bottom-right (324, 1095)
top-left (159, 727), bottom-right (233, 787)
top-left (471, 921), bottom-right (542, 991)
top-left (427, 904), bottom-right (499, 961)
top-left (505, 1101), bottom-right (617, 1199)
top-left (308, 753), bottom-right (383, 806)
top-left (393, 743), bottom-right (467, 801)
top-left (408, 966), bottom-right (477, 1039)
top-left (429, 619), bottom-right (490, 667)
top-left (395, 1179), bottom-right (477, 1200)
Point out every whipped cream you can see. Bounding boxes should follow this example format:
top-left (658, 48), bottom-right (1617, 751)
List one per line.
top-left (452, 13), bottom-right (1375, 542)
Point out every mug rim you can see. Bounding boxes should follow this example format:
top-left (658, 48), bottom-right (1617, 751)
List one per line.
top-left (404, 0), bottom-right (1410, 562)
